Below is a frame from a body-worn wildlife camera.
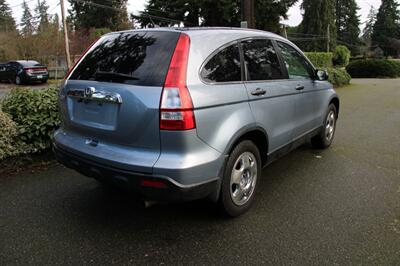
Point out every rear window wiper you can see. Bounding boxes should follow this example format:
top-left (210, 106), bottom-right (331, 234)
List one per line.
top-left (94, 71), bottom-right (139, 81)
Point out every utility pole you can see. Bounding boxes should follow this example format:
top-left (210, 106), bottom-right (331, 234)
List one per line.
top-left (327, 24), bottom-right (330, 52)
top-left (60, 0), bottom-right (71, 69)
top-left (283, 24), bottom-right (288, 39)
top-left (242, 0), bottom-right (255, 28)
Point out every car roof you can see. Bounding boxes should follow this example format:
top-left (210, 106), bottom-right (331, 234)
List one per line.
top-left (14, 60), bottom-right (41, 66)
top-left (109, 27), bottom-right (285, 41)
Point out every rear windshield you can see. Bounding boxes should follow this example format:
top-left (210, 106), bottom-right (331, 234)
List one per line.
top-left (18, 61), bottom-right (41, 67)
top-left (69, 31), bottom-right (180, 86)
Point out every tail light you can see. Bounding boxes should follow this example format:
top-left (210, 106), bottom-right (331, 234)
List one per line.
top-left (160, 33), bottom-right (195, 130)
top-left (24, 67), bottom-right (47, 72)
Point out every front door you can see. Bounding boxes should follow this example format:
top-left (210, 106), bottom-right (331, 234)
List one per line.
top-left (242, 38), bottom-right (296, 153)
top-left (276, 41), bottom-right (320, 138)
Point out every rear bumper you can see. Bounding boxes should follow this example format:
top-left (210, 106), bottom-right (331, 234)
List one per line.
top-left (23, 73), bottom-right (48, 82)
top-left (53, 143), bottom-right (221, 202)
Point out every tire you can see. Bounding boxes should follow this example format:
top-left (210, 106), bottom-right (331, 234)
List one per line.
top-left (311, 104), bottom-right (337, 149)
top-left (15, 75), bottom-right (22, 85)
top-left (219, 140), bottom-right (261, 217)
top-left (41, 79), bottom-right (48, 84)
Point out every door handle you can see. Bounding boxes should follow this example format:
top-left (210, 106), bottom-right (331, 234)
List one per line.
top-left (295, 85), bottom-right (305, 91)
top-left (251, 88), bottom-right (267, 96)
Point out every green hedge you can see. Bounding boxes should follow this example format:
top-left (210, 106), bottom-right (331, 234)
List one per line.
top-left (333, 45), bottom-right (351, 67)
top-left (0, 110), bottom-right (19, 160)
top-left (305, 52), bottom-right (333, 68)
top-left (1, 88), bottom-right (60, 159)
top-left (346, 59), bottom-right (400, 78)
top-left (327, 67), bottom-right (351, 87)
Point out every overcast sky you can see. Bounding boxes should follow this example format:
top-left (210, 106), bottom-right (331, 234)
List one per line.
top-left (8, 0), bottom-right (382, 29)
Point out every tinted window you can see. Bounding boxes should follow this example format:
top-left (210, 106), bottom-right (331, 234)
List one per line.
top-left (69, 31), bottom-right (180, 86)
top-left (201, 43), bottom-right (241, 83)
top-left (18, 61), bottom-right (41, 67)
top-left (242, 39), bottom-right (283, 81)
top-left (277, 41), bottom-right (314, 79)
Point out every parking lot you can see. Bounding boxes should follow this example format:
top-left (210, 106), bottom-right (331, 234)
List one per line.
top-left (0, 79), bottom-right (399, 265)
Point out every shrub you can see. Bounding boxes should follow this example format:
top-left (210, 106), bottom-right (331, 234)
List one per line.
top-left (333, 45), bottom-right (351, 67)
top-left (304, 52), bottom-right (333, 68)
top-left (0, 110), bottom-right (19, 160)
top-left (1, 87), bottom-right (60, 152)
top-left (346, 59), bottom-right (400, 78)
top-left (326, 67), bottom-right (351, 87)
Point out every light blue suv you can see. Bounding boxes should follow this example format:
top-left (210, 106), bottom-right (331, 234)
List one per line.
top-left (53, 27), bottom-right (339, 216)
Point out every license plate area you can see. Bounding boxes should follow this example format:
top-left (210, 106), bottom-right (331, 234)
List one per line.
top-left (67, 97), bottom-right (119, 131)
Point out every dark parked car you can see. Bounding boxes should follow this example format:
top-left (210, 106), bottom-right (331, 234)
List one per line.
top-left (0, 60), bottom-right (49, 85)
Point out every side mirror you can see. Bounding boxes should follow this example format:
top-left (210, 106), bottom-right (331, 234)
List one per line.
top-left (316, 69), bottom-right (329, 81)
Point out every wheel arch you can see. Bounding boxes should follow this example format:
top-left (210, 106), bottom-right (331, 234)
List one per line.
top-left (224, 126), bottom-right (269, 167)
top-left (329, 96), bottom-right (340, 118)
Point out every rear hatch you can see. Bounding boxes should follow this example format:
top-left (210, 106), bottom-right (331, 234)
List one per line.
top-left (59, 30), bottom-right (181, 171)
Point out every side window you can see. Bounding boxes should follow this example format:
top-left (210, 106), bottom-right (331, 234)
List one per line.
top-left (277, 41), bottom-right (314, 79)
top-left (201, 43), bottom-right (241, 83)
top-left (242, 39), bottom-right (283, 81)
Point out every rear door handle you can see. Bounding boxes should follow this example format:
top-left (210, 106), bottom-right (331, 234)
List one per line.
top-left (295, 85), bottom-right (305, 91)
top-left (251, 88), bottom-right (267, 96)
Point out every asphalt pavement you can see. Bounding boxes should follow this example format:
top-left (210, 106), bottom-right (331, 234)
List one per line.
top-left (0, 79), bottom-right (399, 265)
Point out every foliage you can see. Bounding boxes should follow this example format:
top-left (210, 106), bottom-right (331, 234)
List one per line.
top-left (20, 0), bottom-right (35, 36)
top-left (254, 0), bottom-right (298, 33)
top-left (0, 110), bottom-right (19, 160)
top-left (0, 0), bottom-right (16, 33)
top-left (326, 67), bottom-right (351, 87)
top-left (1, 88), bottom-right (60, 152)
top-left (346, 59), bottom-right (400, 78)
top-left (371, 0), bottom-right (400, 57)
top-left (35, 0), bottom-right (50, 32)
top-left (333, 45), bottom-right (351, 66)
top-left (68, 0), bottom-right (131, 31)
top-left (304, 52), bottom-right (333, 68)
top-left (361, 7), bottom-right (377, 47)
top-left (335, 0), bottom-right (360, 55)
top-left (297, 0), bottom-right (336, 52)
top-left (135, 0), bottom-right (297, 33)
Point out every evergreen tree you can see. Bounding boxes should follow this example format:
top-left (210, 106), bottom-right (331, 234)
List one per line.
top-left (362, 7), bottom-right (377, 47)
top-left (20, 0), bottom-right (35, 36)
top-left (0, 0), bottom-right (17, 32)
top-left (371, 0), bottom-right (400, 56)
top-left (68, 0), bottom-right (130, 31)
top-left (255, 0), bottom-right (297, 33)
top-left (136, 0), bottom-right (297, 33)
top-left (335, 0), bottom-right (360, 54)
top-left (35, 0), bottom-right (50, 32)
top-left (298, 0), bottom-right (336, 52)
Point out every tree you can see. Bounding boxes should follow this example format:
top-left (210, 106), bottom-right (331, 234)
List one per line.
top-left (0, 0), bottom-right (16, 32)
top-left (371, 0), bottom-right (400, 56)
top-left (255, 0), bottom-right (297, 33)
top-left (335, 0), bottom-right (360, 55)
top-left (20, 0), bottom-right (36, 36)
top-left (362, 7), bottom-right (377, 46)
top-left (298, 0), bottom-right (336, 52)
top-left (135, 0), bottom-right (297, 33)
top-left (68, 0), bottom-right (131, 31)
top-left (35, 0), bottom-right (50, 32)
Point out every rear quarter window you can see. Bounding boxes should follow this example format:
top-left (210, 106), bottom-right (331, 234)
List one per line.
top-left (200, 43), bottom-right (242, 83)
top-left (69, 31), bottom-right (180, 86)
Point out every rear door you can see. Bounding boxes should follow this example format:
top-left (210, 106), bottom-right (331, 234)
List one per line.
top-left (5, 62), bottom-right (18, 80)
top-left (242, 38), bottom-right (296, 153)
top-left (60, 31), bottom-right (180, 157)
top-left (276, 41), bottom-right (320, 137)
top-left (0, 63), bottom-right (7, 80)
